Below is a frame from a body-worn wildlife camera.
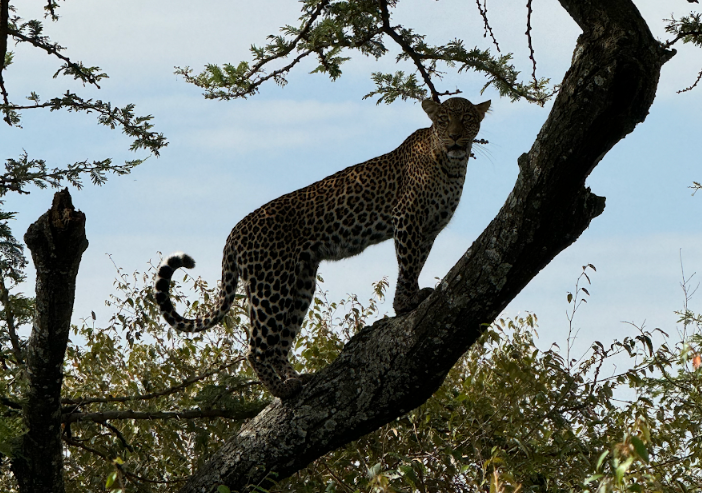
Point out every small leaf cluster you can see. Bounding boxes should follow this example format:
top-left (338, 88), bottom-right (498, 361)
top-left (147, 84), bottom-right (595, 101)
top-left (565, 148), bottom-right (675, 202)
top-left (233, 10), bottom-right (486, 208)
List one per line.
top-left (1, 152), bottom-right (145, 198)
top-left (666, 13), bottom-right (702, 49)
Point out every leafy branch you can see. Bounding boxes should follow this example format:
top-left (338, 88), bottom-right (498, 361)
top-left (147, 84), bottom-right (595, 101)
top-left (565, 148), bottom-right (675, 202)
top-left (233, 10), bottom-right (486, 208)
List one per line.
top-left (0, 6), bottom-right (167, 160)
top-left (1, 152), bottom-right (146, 197)
top-left (176, 0), bottom-right (552, 105)
top-left (664, 13), bottom-right (702, 93)
top-left (664, 13), bottom-right (702, 49)
top-left (9, 26), bottom-right (108, 87)
top-left (2, 92), bottom-right (167, 155)
top-left (174, 0), bottom-right (333, 99)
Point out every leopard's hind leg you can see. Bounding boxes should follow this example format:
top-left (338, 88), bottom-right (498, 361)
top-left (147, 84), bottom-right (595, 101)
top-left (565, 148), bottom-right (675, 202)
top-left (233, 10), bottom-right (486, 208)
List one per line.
top-left (281, 258), bottom-right (318, 384)
top-left (244, 257), bottom-right (319, 398)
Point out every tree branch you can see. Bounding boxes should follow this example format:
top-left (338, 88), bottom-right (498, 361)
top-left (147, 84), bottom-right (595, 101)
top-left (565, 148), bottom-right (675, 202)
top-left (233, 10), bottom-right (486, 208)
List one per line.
top-left (0, 272), bottom-right (23, 365)
top-left (64, 406), bottom-right (264, 424)
top-left (378, 0), bottom-right (440, 101)
top-left (10, 189), bottom-right (88, 493)
top-left (177, 1), bottom-right (674, 491)
top-left (175, 0), bottom-right (330, 99)
top-left (0, 0), bottom-right (11, 120)
top-left (8, 29), bottom-right (106, 87)
top-left (525, 0), bottom-right (538, 88)
top-left (475, 0), bottom-right (500, 52)
top-left (61, 358), bottom-right (248, 406)
top-left (678, 67), bottom-right (702, 93)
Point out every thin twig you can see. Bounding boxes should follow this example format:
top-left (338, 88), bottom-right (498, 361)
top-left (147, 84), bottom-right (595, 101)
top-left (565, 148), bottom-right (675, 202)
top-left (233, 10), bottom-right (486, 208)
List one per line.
top-left (378, 0), bottom-right (440, 101)
top-left (321, 460), bottom-right (356, 493)
top-left (97, 421), bottom-right (134, 452)
top-left (183, 0), bottom-right (331, 98)
top-left (44, 0), bottom-right (59, 21)
top-left (525, 0), bottom-right (539, 90)
top-left (677, 67), bottom-right (702, 94)
top-left (475, 0), bottom-right (500, 52)
top-left (410, 48), bottom-right (546, 105)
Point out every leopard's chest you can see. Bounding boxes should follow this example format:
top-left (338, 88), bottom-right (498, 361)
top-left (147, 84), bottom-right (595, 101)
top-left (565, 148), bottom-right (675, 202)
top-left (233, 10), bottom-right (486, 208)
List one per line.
top-left (425, 156), bottom-right (468, 233)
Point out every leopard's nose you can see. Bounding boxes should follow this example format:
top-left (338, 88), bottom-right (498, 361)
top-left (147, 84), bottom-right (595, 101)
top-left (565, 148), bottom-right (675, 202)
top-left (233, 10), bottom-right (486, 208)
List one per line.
top-left (449, 133), bottom-right (461, 142)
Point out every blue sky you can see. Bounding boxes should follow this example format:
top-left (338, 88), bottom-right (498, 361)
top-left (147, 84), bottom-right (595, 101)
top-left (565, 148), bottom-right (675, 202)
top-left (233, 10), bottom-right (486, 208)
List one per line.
top-left (3, 0), bottom-right (701, 359)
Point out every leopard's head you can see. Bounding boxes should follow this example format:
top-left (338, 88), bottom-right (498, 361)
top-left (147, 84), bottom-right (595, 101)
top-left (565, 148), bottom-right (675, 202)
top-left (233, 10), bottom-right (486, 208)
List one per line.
top-left (422, 97), bottom-right (491, 159)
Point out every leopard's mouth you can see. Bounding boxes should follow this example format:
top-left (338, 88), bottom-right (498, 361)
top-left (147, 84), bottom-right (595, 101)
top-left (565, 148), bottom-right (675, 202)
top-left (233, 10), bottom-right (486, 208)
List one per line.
top-left (447, 144), bottom-right (468, 157)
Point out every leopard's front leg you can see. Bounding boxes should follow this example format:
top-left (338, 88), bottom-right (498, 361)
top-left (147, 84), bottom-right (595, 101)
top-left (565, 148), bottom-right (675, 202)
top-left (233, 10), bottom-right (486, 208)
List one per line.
top-left (392, 210), bottom-right (436, 315)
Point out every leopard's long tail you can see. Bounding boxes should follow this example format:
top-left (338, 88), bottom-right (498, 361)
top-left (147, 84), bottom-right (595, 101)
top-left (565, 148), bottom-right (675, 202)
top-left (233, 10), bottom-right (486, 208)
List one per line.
top-left (154, 252), bottom-right (238, 333)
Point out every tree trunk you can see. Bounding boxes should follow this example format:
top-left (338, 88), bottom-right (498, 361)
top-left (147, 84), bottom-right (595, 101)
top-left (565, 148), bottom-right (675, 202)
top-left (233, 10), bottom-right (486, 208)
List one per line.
top-left (178, 1), bottom-right (675, 492)
top-left (10, 189), bottom-right (88, 493)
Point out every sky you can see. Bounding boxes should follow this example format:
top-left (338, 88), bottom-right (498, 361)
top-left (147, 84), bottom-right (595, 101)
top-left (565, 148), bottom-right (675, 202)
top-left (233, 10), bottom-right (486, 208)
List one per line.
top-left (3, 0), bottom-right (702, 361)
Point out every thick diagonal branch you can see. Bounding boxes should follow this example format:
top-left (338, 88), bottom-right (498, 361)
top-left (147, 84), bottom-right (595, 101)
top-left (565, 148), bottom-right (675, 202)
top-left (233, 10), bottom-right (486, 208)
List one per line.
top-left (179, 1), bottom-right (674, 491)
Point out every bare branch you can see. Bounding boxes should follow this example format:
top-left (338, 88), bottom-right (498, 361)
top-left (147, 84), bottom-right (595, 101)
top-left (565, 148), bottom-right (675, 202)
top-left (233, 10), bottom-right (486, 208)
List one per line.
top-left (475, 0), bottom-right (500, 52)
top-left (677, 67), bottom-right (702, 93)
top-left (525, 0), bottom-right (539, 89)
top-left (63, 406), bottom-right (264, 424)
top-left (378, 0), bottom-right (440, 101)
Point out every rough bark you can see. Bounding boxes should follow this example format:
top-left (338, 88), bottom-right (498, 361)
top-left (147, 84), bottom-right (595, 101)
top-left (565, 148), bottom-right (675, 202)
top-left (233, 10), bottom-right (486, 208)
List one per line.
top-left (178, 1), bottom-right (675, 492)
top-left (10, 189), bottom-right (88, 493)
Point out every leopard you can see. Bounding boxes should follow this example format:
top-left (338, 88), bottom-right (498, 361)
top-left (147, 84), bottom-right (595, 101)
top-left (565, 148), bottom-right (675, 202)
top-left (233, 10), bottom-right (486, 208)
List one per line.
top-left (155, 96), bottom-right (490, 399)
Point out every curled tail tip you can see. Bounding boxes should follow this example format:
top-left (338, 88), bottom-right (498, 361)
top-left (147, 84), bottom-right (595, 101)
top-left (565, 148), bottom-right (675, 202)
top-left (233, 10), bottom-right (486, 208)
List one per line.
top-left (162, 252), bottom-right (196, 270)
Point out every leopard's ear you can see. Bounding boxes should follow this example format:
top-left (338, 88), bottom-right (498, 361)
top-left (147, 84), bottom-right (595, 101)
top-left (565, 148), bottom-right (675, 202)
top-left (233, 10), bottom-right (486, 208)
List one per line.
top-left (474, 100), bottom-right (491, 121)
top-left (422, 99), bottom-right (442, 122)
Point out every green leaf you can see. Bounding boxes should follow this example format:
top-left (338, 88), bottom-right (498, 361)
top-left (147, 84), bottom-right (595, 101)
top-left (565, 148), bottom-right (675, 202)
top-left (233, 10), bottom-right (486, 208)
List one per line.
top-left (218, 486), bottom-right (232, 493)
top-left (596, 450), bottom-right (609, 471)
top-left (630, 436), bottom-right (649, 463)
top-left (106, 471), bottom-right (117, 488)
